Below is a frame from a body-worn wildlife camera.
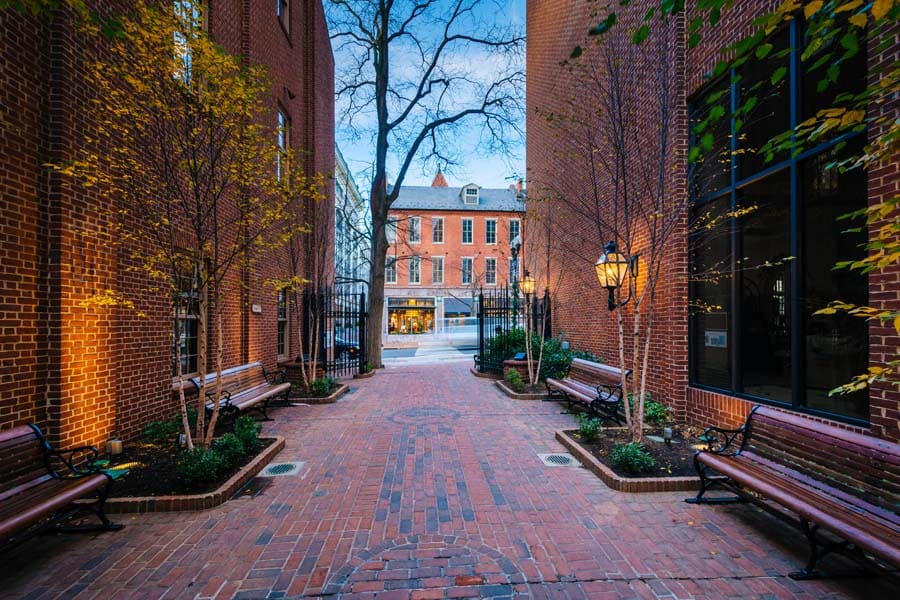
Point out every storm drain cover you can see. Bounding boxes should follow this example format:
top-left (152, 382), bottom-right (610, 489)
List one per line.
top-left (538, 453), bottom-right (580, 467)
top-left (261, 461), bottom-right (305, 477)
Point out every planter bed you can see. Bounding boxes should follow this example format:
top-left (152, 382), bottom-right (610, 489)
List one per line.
top-left (495, 380), bottom-right (548, 400)
top-left (291, 382), bottom-right (350, 404)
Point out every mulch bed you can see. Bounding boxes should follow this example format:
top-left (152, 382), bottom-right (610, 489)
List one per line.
top-left (564, 426), bottom-right (700, 478)
top-left (106, 438), bottom-right (275, 497)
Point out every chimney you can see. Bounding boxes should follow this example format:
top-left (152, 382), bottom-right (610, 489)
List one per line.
top-left (515, 178), bottom-right (523, 198)
top-left (431, 168), bottom-right (448, 187)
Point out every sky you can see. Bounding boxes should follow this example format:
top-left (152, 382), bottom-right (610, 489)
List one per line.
top-left (330, 0), bottom-right (527, 196)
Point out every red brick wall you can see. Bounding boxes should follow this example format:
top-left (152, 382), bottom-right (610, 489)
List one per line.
top-left (527, 1), bottom-right (900, 441)
top-left (0, 0), bottom-right (334, 447)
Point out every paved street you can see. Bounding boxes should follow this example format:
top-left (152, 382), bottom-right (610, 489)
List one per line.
top-left (2, 361), bottom-right (896, 599)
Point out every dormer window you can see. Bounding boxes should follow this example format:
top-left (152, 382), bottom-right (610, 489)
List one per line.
top-left (464, 187), bottom-right (479, 205)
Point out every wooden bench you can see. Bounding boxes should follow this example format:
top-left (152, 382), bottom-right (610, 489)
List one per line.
top-left (1, 424), bottom-right (122, 547)
top-left (190, 362), bottom-right (291, 423)
top-left (545, 358), bottom-right (631, 424)
top-left (686, 405), bottom-right (900, 579)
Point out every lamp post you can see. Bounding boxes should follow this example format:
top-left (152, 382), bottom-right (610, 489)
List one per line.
top-left (595, 241), bottom-right (634, 311)
top-left (521, 270), bottom-right (536, 336)
top-left (509, 234), bottom-right (522, 318)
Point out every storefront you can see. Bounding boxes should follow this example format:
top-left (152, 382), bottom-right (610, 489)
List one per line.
top-left (387, 297), bottom-right (436, 335)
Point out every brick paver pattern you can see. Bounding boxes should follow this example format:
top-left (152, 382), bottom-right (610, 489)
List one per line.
top-left (2, 361), bottom-right (896, 599)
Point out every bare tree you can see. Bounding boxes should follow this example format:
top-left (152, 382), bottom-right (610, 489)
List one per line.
top-left (327, 0), bottom-right (525, 366)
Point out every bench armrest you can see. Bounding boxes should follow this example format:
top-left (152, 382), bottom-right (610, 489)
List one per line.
top-left (262, 367), bottom-right (287, 385)
top-left (596, 383), bottom-right (623, 399)
top-left (50, 445), bottom-right (101, 477)
top-left (698, 424), bottom-right (748, 456)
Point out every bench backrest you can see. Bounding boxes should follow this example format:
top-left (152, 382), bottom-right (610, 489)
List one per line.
top-left (568, 358), bottom-right (630, 385)
top-left (191, 362), bottom-right (269, 393)
top-left (745, 406), bottom-right (900, 522)
top-left (0, 425), bottom-right (51, 501)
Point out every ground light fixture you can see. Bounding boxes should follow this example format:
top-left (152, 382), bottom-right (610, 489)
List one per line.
top-left (595, 240), bottom-right (636, 311)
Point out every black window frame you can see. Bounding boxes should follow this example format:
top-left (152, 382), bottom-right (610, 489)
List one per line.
top-left (687, 19), bottom-right (869, 426)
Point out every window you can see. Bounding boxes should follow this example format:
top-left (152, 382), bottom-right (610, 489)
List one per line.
top-left (173, 266), bottom-right (200, 375)
top-left (385, 257), bottom-right (397, 284)
top-left (485, 258), bottom-right (497, 285)
top-left (462, 218), bottom-right (473, 244)
top-left (277, 0), bottom-right (290, 35)
top-left (409, 256), bottom-right (421, 284)
top-left (408, 216), bottom-right (421, 244)
top-left (173, 1), bottom-right (201, 82)
top-left (276, 109), bottom-right (290, 181)
top-left (461, 257), bottom-right (473, 285)
top-left (464, 187), bottom-right (479, 204)
top-left (485, 219), bottom-right (497, 244)
top-left (277, 289), bottom-right (288, 357)
top-left (432, 217), bottom-right (444, 243)
top-left (688, 20), bottom-right (868, 422)
top-left (386, 217), bottom-right (398, 243)
top-left (432, 257), bottom-right (443, 284)
top-left (509, 219), bottom-right (520, 244)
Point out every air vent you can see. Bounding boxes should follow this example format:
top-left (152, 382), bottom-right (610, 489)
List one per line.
top-left (261, 461), bottom-right (305, 477)
top-left (538, 453), bottom-right (579, 467)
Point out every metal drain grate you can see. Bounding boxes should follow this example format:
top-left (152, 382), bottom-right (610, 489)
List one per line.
top-left (538, 453), bottom-right (580, 467)
top-left (261, 461), bottom-right (305, 477)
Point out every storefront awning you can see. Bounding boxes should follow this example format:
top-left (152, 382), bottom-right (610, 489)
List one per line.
top-left (443, 297), bottom-right (473, 315)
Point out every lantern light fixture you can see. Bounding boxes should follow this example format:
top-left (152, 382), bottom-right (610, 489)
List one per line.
top-left (521, 271), bottom-right (536, 296)
top-left (595, 241), bottom-right (637, 311)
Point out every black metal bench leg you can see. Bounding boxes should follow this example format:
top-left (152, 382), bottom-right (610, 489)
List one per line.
top-left (56, 477), bottom-right (123, 533)
top-left (254, 401), bottom-right (274, 422)
top-left (685, 459), bottom-right (744, 505)
top-left (790, 520), bottom-right (826, 580)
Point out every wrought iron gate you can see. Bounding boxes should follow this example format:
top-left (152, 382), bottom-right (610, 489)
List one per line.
top-left (476, 286), bottom-right (552, 375)
top-left (303, 288), bottom-right (367, 377)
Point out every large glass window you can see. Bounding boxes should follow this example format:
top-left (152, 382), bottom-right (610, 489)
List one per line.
top-left (409, 256), bottom-right (420, 284)
top-left (386, 217), bottom-right (398, 243)
top-left (276, 109), bottom-right (289, 181)
top-left (462, 218), bottom-right (473, 244)
top-left (432, 257), bottom-right (443, 284)
top-left (385, 257), bottom-right (397, 284)
top-left (432, 217), bottom-right (444, 243)
top-left (485, 257), bottom-right (497, 285)
top-left (509, 219), bottom-right (520, 244)
top-left (485, 219), bottom-right (497, 244)
top-left (277, 289), bottom-right (288, 358)
top-left (688, 20), bottom-right (868, 423)
top-left (408, 216), bottom-right (421, 244)
top-left (461, 257), bottom-right (473, 285)
top-left (173, 267), bottom-right (200, 375)
top-left (388, 297), bottom-right (435, 335)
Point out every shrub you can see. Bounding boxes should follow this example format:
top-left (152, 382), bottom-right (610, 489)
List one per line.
top-left (627, 393), bottom-right (672, 425)
top-left (575, 413), bottom-right (603, 442)
top-left (142, 406), bottom-right (198, 441)
top-left (610, 442), bottom-right (655, 475)
top-left (311, 376), bottom-right (336, 396)
top-left (234, 416), bottom-right (262, 452)
top-left (504, 368), bottom-right (525, 392)
top-left (212, 433), bottom-right (246, 467)
top-left (177, 447), bottom-right (226, 489)
top-left (485, 327), bottom-right (527, 360)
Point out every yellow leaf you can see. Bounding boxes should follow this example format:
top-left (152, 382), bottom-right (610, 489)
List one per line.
top-left (804, 1), bottom-right (824, 18)
top-left (894, 315), bottom-right (900, 334)
top-left (849, 13), bottom-right (868, 27)
top-left (872, 0), bottom-right (894, 20)
top-left (835, 0), bottom-right (864, 13)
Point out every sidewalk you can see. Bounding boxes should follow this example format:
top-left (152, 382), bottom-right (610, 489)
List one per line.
top-left (2, 361), bottom-right (896, 599)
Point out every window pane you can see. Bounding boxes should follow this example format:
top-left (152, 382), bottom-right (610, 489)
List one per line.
top-left (509, 220), bottom-right (520, 244)
top-left (433, 218), bottom-right (443, 243)
top-left (690, 195), bottom-right (732, 389)
top-left (802, 18), bottom-right (866, 124)
top-left (690, 78), bottom-right (731, 197)
top-left (432, 257), bottom-right (443, 284)
top-left (738, 27), bottom-right (790, 179)
top-left (485, 258), bottom-right (496, 285)
top-left (409, 217), bottom-right (420, 243)
top-left (462, 258), bottom-right (472, 285)
top-left (462, 219), bottom-right (472, 244)
top-left (802, 146), bottom-right (868, 419)
top-left (738, 170), bottom-right (792, 403)
top-left (486, 220), bottom-right (496, 244)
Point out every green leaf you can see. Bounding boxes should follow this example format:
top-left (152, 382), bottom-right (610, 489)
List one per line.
top-left (570, 46), bottom-right (583, 59)
top-left (689, 32), bottom-right (702, 48)
top-left (755, 43), bottom-right (773, 59)
top-left (689, 146), bottom-right (702, 163)
top-left (710, 104), bottom-right (725, 120)
top-left (817, 78), bottom-right (830, 93)
top-left (589, 13), bottom-right (617, 36)
top-left (712, 61), bottom-right (729, 78)
top-left (840, 31), bottom-right (859, 53)
top-left (701, 133), bottom-right (714, 151)
top-left (633, 24), bottom-right (650, 44)
top-left (827, 63), bottom-right (840, 82)
top-left (743, 96), bottom-right (758, 113)
top-left (770, 66), bottom-right (788, 85)
top-left (709, 6), bottom-right (721, 27)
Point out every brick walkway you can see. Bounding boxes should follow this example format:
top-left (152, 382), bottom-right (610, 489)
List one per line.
top-left (3, 360), bottom-right (897, 599)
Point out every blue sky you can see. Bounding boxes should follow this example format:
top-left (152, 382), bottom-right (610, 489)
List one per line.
top-left (332, 0), bottom-right (526, 196)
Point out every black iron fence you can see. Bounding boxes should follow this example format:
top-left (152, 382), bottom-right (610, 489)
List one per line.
top-left (475, 286), bottom-right (552, 375)
top-left (302, 288), bottom-right (367, 378)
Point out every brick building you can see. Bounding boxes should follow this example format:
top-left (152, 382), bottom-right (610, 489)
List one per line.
top-left (527, 1), bottom-right (899, 441)
top-left (385, 173), bottom-right (526, 345)
top-left (0, 1), bottom-right (334, 448)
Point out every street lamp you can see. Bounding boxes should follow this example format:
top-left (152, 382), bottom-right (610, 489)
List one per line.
top-left (509, 234), bottom-right (522, 315)
top-left (521, 271), bottom-right (535, 296)
top-left (595, 241), bottom-right (634, 311)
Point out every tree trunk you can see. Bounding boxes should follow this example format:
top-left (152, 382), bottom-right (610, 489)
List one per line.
top-left (368, 205), bottom-right (387, 368)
